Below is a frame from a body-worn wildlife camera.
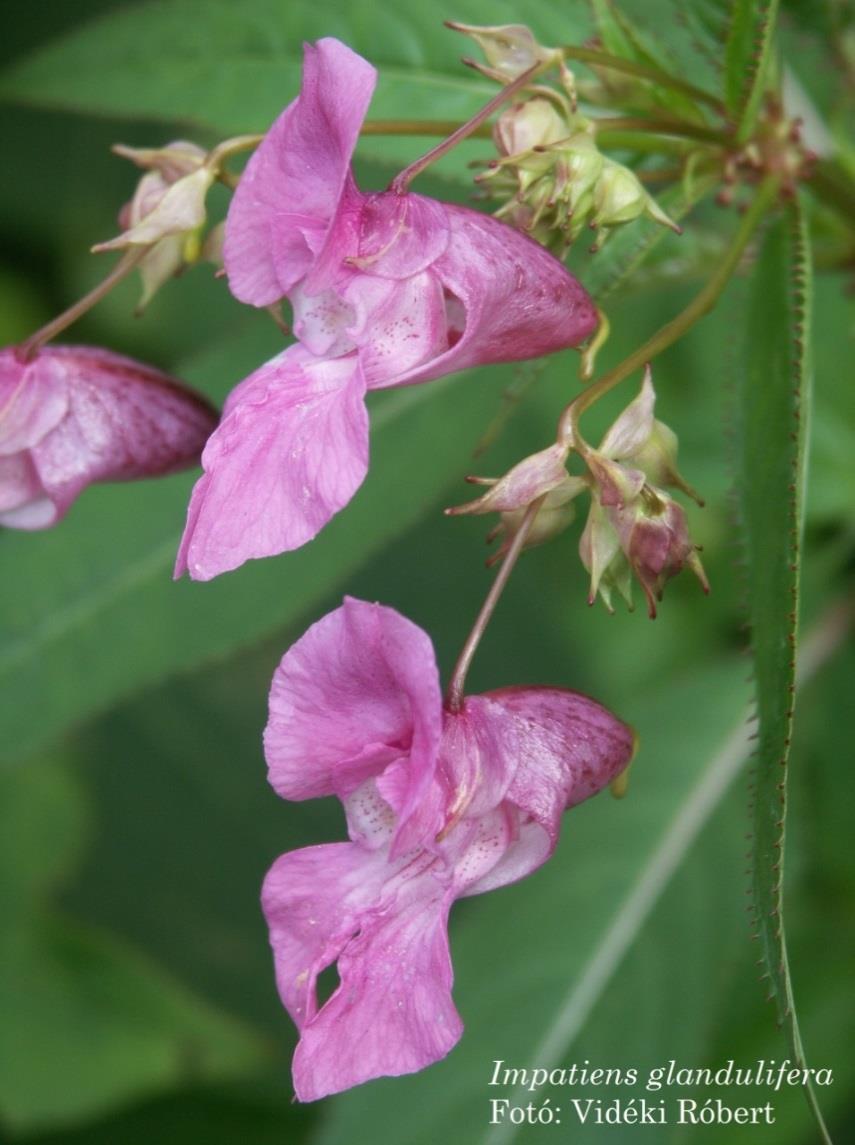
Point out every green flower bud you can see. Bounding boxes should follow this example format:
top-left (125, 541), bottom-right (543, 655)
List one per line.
top-left (446, 22), bottom-right (562, 82)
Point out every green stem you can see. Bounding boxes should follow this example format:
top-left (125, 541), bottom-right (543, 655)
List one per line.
top-left (560, 44), bottom-right (724, 112)
top-left (445, 495), bottom-right (547, 712)
top-left (558, 176), bottom-right (780, 447)
top-left (594, 116), bottom-right (730, 146)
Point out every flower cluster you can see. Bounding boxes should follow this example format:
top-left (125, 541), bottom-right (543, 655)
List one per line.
top-left (480, 99), bottom-right (680, 253)
top-left (262, 597), bottom-right (635, 1100)
top-left (174, 37), bottom-right (598, 581)
top-left (450, 23), bottom-right (680, 252)
top-left (2, 29), bottom-right (708, 1106)
top-left (449, 367), bottom-right (707, 615)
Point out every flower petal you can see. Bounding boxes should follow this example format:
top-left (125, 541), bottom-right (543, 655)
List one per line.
top-left (465, 686), bottom-right (634, 857)
top-left (263, 843), bottom-right (461, 1102)
top-left (345, 270), bottom-right (449, 387)
top-left (0, 347), bottom-right (68, 454)
top-left (2, 346), bottom-right (216, 529)
top-left (224, 38), bottom-right (377, 306)
top-left (174, 347), bottom-right (369, 580)
top-left (395, 204), bottom-right (598, 385)
top-left (262, 842), bottom-right (389, 1030)
top-left (264, 597), bottom-right (443, 830)
top-left (598, 365), bottom-right (656, 459)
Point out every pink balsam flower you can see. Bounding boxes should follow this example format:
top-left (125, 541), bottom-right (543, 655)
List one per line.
top-left (262, 597), bottom-right (634, 1100)
top-left (176, 37), bottom-right (597, 581)
top-left (0, 345), bottom-right (217, 529)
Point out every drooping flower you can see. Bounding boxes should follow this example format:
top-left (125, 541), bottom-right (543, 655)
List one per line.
top-left (261, 597), bottom-right (635, 1100)
top-left (175, 37), bottom-right (598, 581)
top-left (0, 345), bottom-right (217, 529)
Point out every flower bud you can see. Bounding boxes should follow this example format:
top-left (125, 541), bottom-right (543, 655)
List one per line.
top-left (579, 496), bottom-right (634, 612)
top-left (598, 366), bottom-right (703, 503)
top-left (446, 22), bottom-right (562, 82)
top-left (608, 488), bottom-right (709, 618)
top-left (446, 444), bottom-right (585, 565)
top-left (590, 158), bottom-right (680, 248)
top-left (487, 484), bottom-right (580, 565)
top-left (494, 98), bottom-right (567, 162)
top-left (446, 443), bottom-right (574, 516)
top-left (94, 141), bottom-right (215, 309)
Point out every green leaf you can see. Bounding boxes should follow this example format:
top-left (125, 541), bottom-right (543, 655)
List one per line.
top-left (0, 758), bottom-right (264, 1132)
top-left (0, 325), bottom-right (559, 765)
top-left (0, 0), bottom-right (587, 139)
top-left (313, 663), bottom-right (752, 1145)
top-left (738, 201), bottom-right (831, 1142)
top-left (22, 1087), bottom-right (315, 1145)
top-left (589, 0), bottom-right (707, 121)
top-left (725, 0), bottom-right (780, 140)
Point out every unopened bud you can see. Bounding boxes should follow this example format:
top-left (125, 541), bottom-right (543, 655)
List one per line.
top-left (447, 21), bottom-right (562, 82)
top-left (591, 158), bottom-right (681, 248)
top-left (598, 366), bottom-right (703, 503)
top-left (94, 140), bottom-right (216, 309)
top-left (579, 497), bottom-right (634, 612)
top-left (609, 488), bottom-right (709, 618)
top-left (494, 98), bottom-right (567, 159)
top-left (487, 484), bottom-right (580, 565)
top-left (446, 443), bottom-right (574, 516)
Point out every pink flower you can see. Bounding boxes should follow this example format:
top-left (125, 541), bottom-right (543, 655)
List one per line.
top-left (175, 37), bottom-right (597, 581)
top-left (261, 597), bottom-right (635, 1100)
top-left (0, 345), bottom-right (217, 529)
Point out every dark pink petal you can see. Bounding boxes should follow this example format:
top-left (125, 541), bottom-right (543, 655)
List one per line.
top-left (263, 843), bottom-right (461, 1102)
top-left (224, 39), bottom-right (376, 306)
top-left (174, 347), bottom-right (369, 580)
top-left (484, 686), bottom-right (635, 850)
top-left (264, 598), bottom-right (443, 847)
top-left (352, 192), bottom-right (450, 279)
top-left (397, 204), bottom-right (598, 386)
top-left (1, 345), bottom-right (216, 530)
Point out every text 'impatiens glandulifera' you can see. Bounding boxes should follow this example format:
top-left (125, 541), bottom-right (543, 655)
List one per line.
top-left (261, 597), bottom-right (635, 1100)
top-left (175, 37), bottom-right (597, 581)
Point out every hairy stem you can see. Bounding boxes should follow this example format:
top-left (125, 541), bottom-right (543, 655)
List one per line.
top-left (557, 176), bottom-right (780, 448)
top-left (16, 248), bottom-right (147, 363)
top-left (445, 496), bottom-right (546, 712)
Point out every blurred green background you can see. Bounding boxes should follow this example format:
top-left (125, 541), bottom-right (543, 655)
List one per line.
top-left (1, 2), bottom-right (853, 1143)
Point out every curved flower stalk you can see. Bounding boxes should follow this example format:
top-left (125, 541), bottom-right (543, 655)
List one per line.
top-left (0, 345), bottom-right (217, 529)
top-left (175, 37), bottom-right (598, 582)
top-left (262, 597), bottom-right (635, 1100)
